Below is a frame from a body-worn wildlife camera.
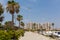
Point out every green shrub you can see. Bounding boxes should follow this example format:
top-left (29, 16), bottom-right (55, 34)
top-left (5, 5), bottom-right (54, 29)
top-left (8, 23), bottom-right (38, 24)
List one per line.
top-left (0, 30), bottom-right (11, 40)
top-left (0, 29), bottom-right (25, 40)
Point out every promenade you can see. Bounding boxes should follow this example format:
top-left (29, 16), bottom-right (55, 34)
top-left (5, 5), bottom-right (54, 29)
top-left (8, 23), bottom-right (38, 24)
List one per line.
top-left (19, 31), bottom-right (56, 40)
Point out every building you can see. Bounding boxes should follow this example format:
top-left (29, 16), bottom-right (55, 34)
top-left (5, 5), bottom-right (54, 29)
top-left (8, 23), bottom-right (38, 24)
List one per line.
top-left (24, 22), bottom-right (42, 30)
top-left (42, 22), bottom-right (52, 31)
top-left (24, 22), bottom-right (53, 31)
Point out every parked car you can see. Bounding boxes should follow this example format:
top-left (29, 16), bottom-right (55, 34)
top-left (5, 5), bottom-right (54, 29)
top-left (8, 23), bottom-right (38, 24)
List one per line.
top-left (42, 31), bottom-right (52, 36)
top-left (53, 32), bottom-right (60, 38)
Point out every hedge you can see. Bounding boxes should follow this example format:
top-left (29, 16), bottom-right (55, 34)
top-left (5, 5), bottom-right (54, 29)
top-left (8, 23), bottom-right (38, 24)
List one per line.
top-left (0, 29), bottom-right (25, 40)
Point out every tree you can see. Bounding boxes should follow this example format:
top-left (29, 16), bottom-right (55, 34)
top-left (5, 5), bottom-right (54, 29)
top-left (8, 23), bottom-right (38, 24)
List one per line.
top-left (0, 23), bottom-right (2, 27)
top-left (17, 15), bottom-right (23, 28)
top-left (5, 21), bottom-right (14, 30)
top-left (32, 23), bottom-right (36, 30)
top-left (5, 21), bottom-right (13, 27)
top-left (0, 3), bottom-right (4, 25)
top-left (20, 21), bottom-right (25, 29)
top-left (6, 0), bottom-right (20, 26)
top-left (0, 16), bottom-right (4, 22)
top-left (52, 23), bottom-right (54, 31)
top-left (0, 3), bottom-right (4, 16)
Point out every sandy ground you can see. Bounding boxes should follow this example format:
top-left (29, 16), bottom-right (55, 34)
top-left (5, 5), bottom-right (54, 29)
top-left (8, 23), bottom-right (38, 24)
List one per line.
top-left (19, 31), bottom-right (56, 40)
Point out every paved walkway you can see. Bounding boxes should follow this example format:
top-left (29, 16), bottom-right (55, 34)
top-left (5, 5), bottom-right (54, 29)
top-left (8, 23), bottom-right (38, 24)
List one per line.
top-left (19, 32), bottom-right (56, 40)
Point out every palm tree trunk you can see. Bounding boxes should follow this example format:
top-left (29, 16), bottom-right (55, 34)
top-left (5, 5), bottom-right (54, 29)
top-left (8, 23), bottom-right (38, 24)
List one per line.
top-left (12, 14), bottom-right (14, 26)
top-left (52, 25), bottom-right (54, 31)
top-left (19, 21), bottom-right (20, 28)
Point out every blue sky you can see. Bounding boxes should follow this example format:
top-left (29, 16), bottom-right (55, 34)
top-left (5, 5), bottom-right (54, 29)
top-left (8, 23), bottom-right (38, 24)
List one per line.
top-left (0, 0), bottom-right (60, 28)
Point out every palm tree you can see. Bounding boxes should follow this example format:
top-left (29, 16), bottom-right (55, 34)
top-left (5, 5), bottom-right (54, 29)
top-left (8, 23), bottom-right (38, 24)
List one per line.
top-left (0, 3), bottom-right (4, 16)
top-left (6, 0), bottom-right (20, 26)
top-left (0, 3), bottom-right (4, 25)
top-left (0, 22), bottom-right (2, 27)
top-left (0, 16), bottom-right (4, 22)
top-left (17, 15), bottom-right (23, 28)
top-left (32, 23), bottom-right (36, 30)
top-left (20, 21), bottom-right (25, 29)
top-left (52, 23), bottom-right (54, 31)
